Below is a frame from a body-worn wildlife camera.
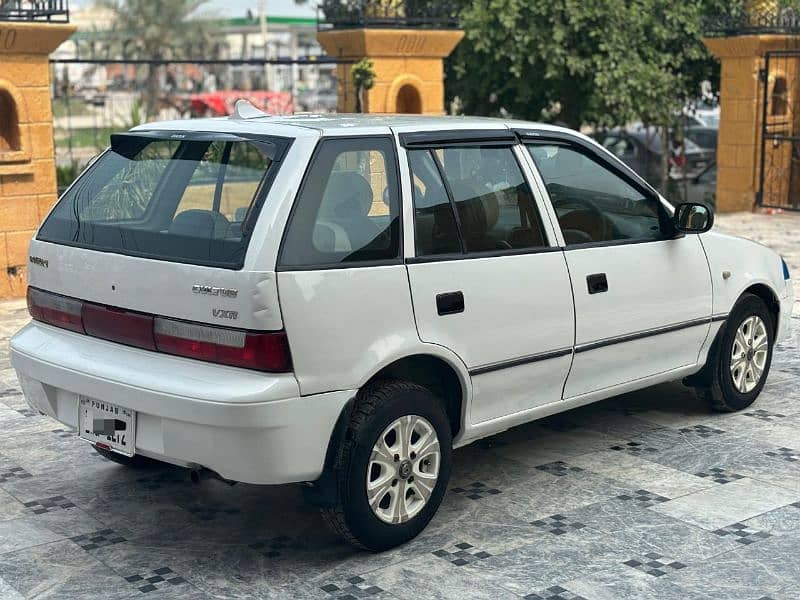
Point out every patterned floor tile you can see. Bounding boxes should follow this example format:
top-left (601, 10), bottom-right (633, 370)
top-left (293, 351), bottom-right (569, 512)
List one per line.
top-left (764, 447), bottom-right (800, 462)
top-left (609, 441), bottom-right (659, 455)
top-left (650, 478), bottom-right (800, 530)
top-left (320, 576), bottom-right (384, 598)
top-left (623, 553), bottom-right (687, 577)
top-left (693, 467), bottom-right (746, 485)
top-left (535, 461), bottom-right (585, 477)
top-left (0, 466), bottom-right (32, 483)
top-left (712, 523), bottom-right (772, 545)
top-left (744, 409), bottom-right (788, 422)
top-left (524, 585), bottom-right (588, 600)
top-left (616, 489), bottom-right (670, 508)
top-left (22, 495), bottom-right (75, 514)
top-left (677, 424), bottom-right (726, 438)
top-left (70, 528), bottom-right (127, 551)
top-left (432, 542), bottom-right (492, 566)
top-left (530, 514), bottom-right (587, 536)
top-left (124, 567), bottom-right (187, 594)
top-left (450, 481), bottom-right (502, 500)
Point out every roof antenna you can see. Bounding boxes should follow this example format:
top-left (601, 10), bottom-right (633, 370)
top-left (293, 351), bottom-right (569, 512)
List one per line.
top-left (232, 98), bottom-right (268, 120)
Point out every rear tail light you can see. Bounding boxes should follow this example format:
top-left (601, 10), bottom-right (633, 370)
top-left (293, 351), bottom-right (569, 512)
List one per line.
top-left (27, 287), bottom-right (84, 333)
top-left (82, 303), bottom-right (155, 351)
top-left (26, 287), bottom-right (291, 372)
top-left (154, 318), bottom-right (292, 372)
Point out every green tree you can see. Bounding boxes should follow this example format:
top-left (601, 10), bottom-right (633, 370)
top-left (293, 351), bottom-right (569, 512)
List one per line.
top-left (352, 58), bottom-right (376, 113)
top-left (448, 0), bottom-right (738, 130)
top-left (98, 0), bottom-right (217, 118)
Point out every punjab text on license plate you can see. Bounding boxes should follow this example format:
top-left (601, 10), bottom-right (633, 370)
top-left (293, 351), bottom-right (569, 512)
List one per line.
top-left (79, 397), bottom-right (136, 456)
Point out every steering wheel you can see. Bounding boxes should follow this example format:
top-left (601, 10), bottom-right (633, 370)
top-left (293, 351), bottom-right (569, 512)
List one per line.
top-left (547, 185), bottom-right (614, 243)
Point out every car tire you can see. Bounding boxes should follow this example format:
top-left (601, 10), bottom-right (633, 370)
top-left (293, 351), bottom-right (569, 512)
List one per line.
top-left (93, 445), bottom-right (154, 468)
top-left (320, 379), bottom-right (452, 551)
top-left (699, 293), bottom-right (775, 413)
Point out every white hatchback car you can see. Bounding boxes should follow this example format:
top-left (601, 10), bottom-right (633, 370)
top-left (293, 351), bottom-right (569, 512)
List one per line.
top-left (11, 106), bottom-right (793, 551)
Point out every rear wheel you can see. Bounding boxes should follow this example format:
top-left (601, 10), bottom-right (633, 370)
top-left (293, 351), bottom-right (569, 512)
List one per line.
top-left (320, 380), bottom-right (452, 551)
top-left (699, 293), bottom-right (775, 412)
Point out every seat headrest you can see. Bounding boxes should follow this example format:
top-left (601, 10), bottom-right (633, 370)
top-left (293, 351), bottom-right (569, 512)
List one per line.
top-left (169, 209), bottom-right (230, 239)
top-left (320, 171), bottom-right (374, 219)
top-left (449, 180), bottom-right (499, 238)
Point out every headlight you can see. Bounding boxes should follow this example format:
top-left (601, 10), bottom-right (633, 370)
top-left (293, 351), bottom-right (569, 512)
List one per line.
top-left (782, 258), bottom-right (791, 280)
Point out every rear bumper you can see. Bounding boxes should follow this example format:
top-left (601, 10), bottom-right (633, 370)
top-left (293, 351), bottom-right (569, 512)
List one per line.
top-left (10, 322), bottom-right (353, 485)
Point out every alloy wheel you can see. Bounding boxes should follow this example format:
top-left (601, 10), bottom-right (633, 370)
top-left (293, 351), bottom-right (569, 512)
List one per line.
top-left (730, 315), bottom-right (769, 394)
top-left (366, 415), bottom-right (440, 524)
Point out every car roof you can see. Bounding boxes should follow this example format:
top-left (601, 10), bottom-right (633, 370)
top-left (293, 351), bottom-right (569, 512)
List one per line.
top-left (132, 113), bottom-right (579, 139)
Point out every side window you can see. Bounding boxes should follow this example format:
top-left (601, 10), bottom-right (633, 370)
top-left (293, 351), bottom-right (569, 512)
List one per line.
top-left (407, 149), bottom-right (461, 255)
top-left (280, 137), bottom-right (401, 267)
top-left (526, 143), bottom-right (665, 246)
top-left (409, 145), bottom-right (547, 255)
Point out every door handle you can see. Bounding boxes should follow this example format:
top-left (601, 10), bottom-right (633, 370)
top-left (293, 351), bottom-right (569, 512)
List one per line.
top-left (436, 291), bottom-right (464, 315)
top-left (586, 273), bottom-right (608, 294)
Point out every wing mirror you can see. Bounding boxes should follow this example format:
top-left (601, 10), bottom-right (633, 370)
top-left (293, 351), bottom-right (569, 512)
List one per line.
top-left (673, 202), bottom-right (714, 234)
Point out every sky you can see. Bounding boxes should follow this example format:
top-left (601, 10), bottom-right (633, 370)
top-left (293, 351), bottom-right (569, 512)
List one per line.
top-left (71, 0), bottom-right (318, 19)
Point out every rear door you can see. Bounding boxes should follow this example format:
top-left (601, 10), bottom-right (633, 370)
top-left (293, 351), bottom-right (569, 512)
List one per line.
top-left (400, 131), bottom-right (575, 424)
top-left (521, 133), bottom-right (712, 399)
top-left (276, 135), bottom-right (418, 396)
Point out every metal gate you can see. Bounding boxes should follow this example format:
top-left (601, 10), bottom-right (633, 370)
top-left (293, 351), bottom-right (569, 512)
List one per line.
top-left (759, 50), bottom-right (800, 210)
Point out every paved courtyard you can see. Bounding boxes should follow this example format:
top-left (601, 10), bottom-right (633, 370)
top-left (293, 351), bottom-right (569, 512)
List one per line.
top-left (0, 213), bottom-right (798, 599)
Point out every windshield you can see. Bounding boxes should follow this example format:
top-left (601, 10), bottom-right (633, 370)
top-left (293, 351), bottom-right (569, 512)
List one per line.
top-left (38, 133), bottom-right (288, 269)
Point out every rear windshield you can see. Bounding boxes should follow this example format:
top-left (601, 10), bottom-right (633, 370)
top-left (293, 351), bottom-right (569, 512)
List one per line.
top-left (38, 132), bottom-right (288, 269)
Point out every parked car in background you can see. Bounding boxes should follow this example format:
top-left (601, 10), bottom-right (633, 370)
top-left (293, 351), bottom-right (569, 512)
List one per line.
top-left (686, 126), bottom-right (718, 151)
top-left (597, 127), bottom-right (715, 188)
top-left (11, 108), bottom-right (792, 551)
top-left (681, 162), bottom-right (717, 209)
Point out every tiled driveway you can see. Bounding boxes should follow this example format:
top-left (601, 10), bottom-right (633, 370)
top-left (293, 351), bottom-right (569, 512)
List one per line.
top-left (0, 215), bottom-right (798, 599)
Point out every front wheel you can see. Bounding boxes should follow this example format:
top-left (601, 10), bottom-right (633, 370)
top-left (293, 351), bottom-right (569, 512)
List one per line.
top-left (320, 380), bottom-right (452, 551)
top-left (699, 293), bottom-right (775, 412)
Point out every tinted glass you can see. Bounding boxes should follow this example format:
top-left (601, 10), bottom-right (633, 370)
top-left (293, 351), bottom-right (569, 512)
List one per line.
top-left (408, 149), bottom-right (461, 255)
top-left (436, 146), bottom-right (546, 253)
top-left (527, 144), bottom-right (664, 245)
top-left (279, 137), bottom-right (400, 267)
top-left (38, 135), bottom-right (278, 268)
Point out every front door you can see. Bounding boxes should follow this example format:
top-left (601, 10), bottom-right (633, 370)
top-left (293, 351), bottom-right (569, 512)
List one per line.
top-left (524, 138), bottom-right (713, 398)
top-left (401, 134), bottom-right (575, 424)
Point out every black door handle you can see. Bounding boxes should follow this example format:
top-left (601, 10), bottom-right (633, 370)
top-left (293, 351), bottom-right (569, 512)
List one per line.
top-left (587, 273), bottom-right (608, 294)
top-left (436, 291), bottom-right (464, 315)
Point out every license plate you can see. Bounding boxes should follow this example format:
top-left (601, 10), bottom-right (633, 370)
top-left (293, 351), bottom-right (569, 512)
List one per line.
top-left (79, 397), bottom-right (136, 456)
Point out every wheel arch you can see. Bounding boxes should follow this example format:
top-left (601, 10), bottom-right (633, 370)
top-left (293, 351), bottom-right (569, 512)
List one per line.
top-left (364, 353), bottom-right (467, 439)
top-left (307, 350), bottom-right (469, 507)
top-left (740, 283), bottom-right (781, 336)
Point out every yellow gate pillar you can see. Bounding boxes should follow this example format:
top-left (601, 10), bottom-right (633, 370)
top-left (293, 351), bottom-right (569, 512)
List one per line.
top-left (317, 28), bottom-right (464, 115)
top-left (0, 20), bottom-right (75, 298)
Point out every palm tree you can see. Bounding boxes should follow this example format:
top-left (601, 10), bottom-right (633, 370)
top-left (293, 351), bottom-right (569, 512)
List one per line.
top-left (98, 0), bottom-right (216, 119)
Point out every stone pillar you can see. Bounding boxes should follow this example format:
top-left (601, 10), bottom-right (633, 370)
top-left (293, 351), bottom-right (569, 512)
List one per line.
top-left (317, 28), bottom-right (464, 115)
top-left (0, 21), bottom-right (75, 298)
top-left (703, 34), bottom-right (795, 212)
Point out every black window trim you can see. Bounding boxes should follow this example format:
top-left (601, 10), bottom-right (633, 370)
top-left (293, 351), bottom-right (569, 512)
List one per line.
top-left (276, 134), bottom-right (404, 272)
top-left (399, 128), bottom-right (517, 149)
top-left (36, 131), bottom-right (293, 271)
top-left (516, 129), bottom-right (680, 251)
top-left (404, 141), bottom-right (556, 264)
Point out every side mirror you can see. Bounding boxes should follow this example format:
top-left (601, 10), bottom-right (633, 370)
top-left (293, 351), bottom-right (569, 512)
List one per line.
top-left (673, 202), bottom-right (714, 234)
